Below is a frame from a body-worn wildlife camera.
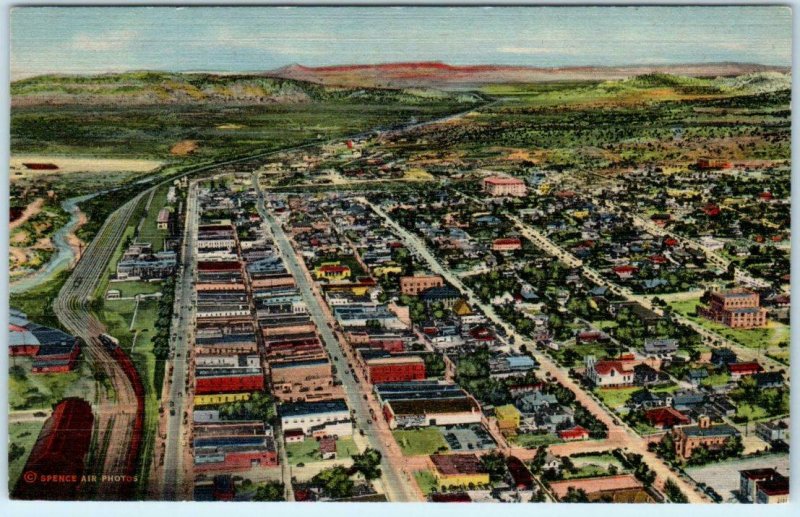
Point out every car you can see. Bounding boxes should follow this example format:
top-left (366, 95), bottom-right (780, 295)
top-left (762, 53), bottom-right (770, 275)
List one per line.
top-left (170, 409), bottom-right (176, 416)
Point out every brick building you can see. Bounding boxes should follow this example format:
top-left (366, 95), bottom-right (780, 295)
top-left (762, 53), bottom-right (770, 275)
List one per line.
top-left (400, 275), bottom-right (445, 296)
top-left (672, 415), bottom-right (740, 459)
top-left (699, 289), bottom-right (768, 328)
top-left (482, 177), bottom-right (527, 197)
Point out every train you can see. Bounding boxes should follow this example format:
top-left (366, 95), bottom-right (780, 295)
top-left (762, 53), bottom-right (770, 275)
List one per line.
top-left (99, 333), bottom-right (145, 498)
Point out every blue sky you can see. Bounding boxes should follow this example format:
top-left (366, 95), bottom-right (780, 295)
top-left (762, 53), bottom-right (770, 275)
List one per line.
top-left (10, 6), bottom-right (792, 79)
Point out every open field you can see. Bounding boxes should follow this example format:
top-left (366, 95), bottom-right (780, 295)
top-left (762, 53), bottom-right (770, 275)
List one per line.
top-left (9, 357), bottom-right (97, 411)
top-left (8, 420), bottom-right (46, 491)
top-left (684, 453), bottom-right (789, 502)
top-left (11, 155), bottom-right (163, 175)
top-left (595, 384), bottom-right (680, 410)
top-left (393, 427), bottom-right (449, 456)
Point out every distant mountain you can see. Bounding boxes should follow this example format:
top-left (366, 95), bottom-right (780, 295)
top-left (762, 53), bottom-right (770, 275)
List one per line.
top-left (266, 61), bottom-right (789, 89)
top-left (11, 71), bottom-right (480, 107)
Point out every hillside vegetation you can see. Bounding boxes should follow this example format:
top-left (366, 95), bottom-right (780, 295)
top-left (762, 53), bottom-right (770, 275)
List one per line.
top-left (11, 71), bottom-right (481, 106)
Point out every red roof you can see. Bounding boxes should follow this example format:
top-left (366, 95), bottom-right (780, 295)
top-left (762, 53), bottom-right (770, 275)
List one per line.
top-left (645, 407), bottom-right (690, 428)
top-left (702, 203), bottom-right (721, 216)
top-left (613, 265), bottom-right (638, 274)
top-left (594, 360), bottom-right (633, 376)
top-left (663, 237), bottom-right (679, 247)
top-left (431, 493), bottom-right (471, 502)
top-left (728, 362), bottom-right (763, 374)
top-left (558, 425), bottom-right (589, 440)
top-left (649, 255), bottom-right (667, 264)
top-left (493, 238), bottom-right (521, 246)
top-left (484, 176), bottom-right (524, 186)
top-left (319, 265), bottom-right (350, 273)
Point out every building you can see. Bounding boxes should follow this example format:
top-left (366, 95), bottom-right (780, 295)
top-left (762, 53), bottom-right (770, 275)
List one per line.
top-left (157, 208), bottom-right (173, 231)
top-left (400, 275), bottom-right (444, 296)
top-left (483, 176), bottom-right (527, 197)
top-left (585, 356), bottom-right (634, 387)
top-left (644, 407), bottom-right (690, 430)
top-left (672, 415), bottom-right (740, 459)
top-left (13, 398), bottom-right (94, 500)
top-left (430, 453), bottom-right (490, 489)
top-left (279, 399), bottom-right (352, 437)
top-left (364, 355), bottom-right (426, 384)
top-left (194, 420), bottom-right (278, 473)
top-left (495, 404), bottom-right (521, 434)
top-left (491, 238), bottom-right (522, 252)
top-left (727, 361), bottom-right (763, 379)
top-left (195, 367), bottom-right (265, 394)
top-left (383, 396), bottom-right (482, 429)
top-left (755, 419), bottom-right (788, 443)
top-left (697, 158), bottom-right (733, 170)
top-left (548, 474), bottom-right (652, 503)
top-left (739, 468), bottom-right (789, 503)
top-left (699, 289), bottom-right (768, 329)
top-left (558, 425), bottom-right (590, 441)
top-left (505, 456), bottom-right (534, 490)
top-left (8, 310), bottom-right (81, 374)
top-left (313, 262), bottom-right (352, 282)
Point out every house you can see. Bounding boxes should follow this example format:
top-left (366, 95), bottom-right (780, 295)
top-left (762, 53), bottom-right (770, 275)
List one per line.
top-left (633, 363), bottom-right (665, 387)
top-left (711, 348), bottom-right (738, 367)
top-left (644, 407), bottom-right (690, 430)
top-left (756, 477), bottom-right (789, 504)
top-left (643, 338), bottom-right (678, 356)
top-left (753, 371), bottom-right (783, 389)
top-left (685, 368), bottom-right (709, 387)
top-left (671, 390), bottom-right (706, 411)
top-left (419, 286), bottom-right (461, 308)
top-left (612, 265), bottom-right (638, 280)
top-left (558, 425), bottom-right (589, 441)
top-left (313, 262), bottom-right (352, 282)
top-left (430, 453), bottom-right (490, 489)
top-left (672, 415), bottom-right (740, 459)
top-left (727, 361), bottom-right (763, 379)
top-left (585, 356), bottom-right (634, 387)
top-left (627, 389), bottom-right (672, 410)
top-left (755, 419), bottom-right (788, 443)
top-left (157, 208), bottom-right (173, 231)
top-left (319, 436), bottom-right (337, 460)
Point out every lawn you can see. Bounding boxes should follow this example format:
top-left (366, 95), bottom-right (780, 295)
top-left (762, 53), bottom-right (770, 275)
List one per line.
top-left (736, 403), bottom-right (768, 421)
top-left (414, 470), bottom-right (439, 496)
top-left (701, 372), bottom-right (732, 388)
top-left (563, 464), bottom-right (609, 479)
top-left (570, 453), bottom-right (625, 470)
top-left (9, 357), bottom-right (97, 411)
top-left (286, 439), bottom-right (323, 465)
top-left (106, 280), bottom-right (163, 298)
top-left (595, 383), bottom-right (679, 410)
top-left (8, 420), bottom-right (45, 491)
top-left (670, 298), bottom-right (790, 363)
top-left (393, 427), bottom-right (450, 456)
top-left (336, 437), bottom-right (359, 459)
top-left (510, 432), bottom-right (562, 448)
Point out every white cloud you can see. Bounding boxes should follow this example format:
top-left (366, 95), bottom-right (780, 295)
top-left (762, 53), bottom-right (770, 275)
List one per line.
top-left (71, 29), bottom-right (138, 52)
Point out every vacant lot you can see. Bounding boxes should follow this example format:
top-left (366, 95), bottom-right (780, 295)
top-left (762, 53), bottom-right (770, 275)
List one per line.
top-left (393, 427), bottom-right (449, 456)
top-left (685, 453), bottom-right (789, 502)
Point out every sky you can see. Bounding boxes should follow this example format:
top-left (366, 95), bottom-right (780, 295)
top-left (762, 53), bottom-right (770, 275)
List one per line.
top-left (9, 6), bottom-right (793, 80)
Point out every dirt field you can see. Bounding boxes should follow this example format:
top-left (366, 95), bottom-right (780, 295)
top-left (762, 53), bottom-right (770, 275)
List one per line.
top-left (10, 155), bottom-right (163, 178)
top-left (9, 198), bottom-right (44, 230)
top-left (170, 140), bottom-right (199, 156)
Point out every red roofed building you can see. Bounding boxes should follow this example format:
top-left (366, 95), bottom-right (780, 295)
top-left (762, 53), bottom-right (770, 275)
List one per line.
top-left (586, 357), bottom-right (635, 387)
top-left (612, 265), bottom-right (638, 280)
top-left (506, 456), bottom-right (534, 490)
top-left (483, 176), bottom-right (527, 197)
top-left (431, 493), bottom-right (472, 502)
top-left (728, 361), bottom-right (763, 379)
top-left (702, 203), bottom-right (721, 217)
top-left (492, 237), bottom-right (522, 252)
top-left (558, 425), bottom-right (590, 441)
top-left (663, 237), bottom-right (678, 247)
top-left (697, 158), bottom-right (733, 170)
top-left (644, 407), bottom-right (690, 430)
top-left (13, 398), bottom-right (94, 500)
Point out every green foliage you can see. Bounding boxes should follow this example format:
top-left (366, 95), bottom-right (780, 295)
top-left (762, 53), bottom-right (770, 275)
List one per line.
top-left (480, 451), bottom-right (508, 483)
top-left (349, 448), bottom-right (382, 481)
top-left (253, 481), bottom-right (285, 502)
top-left (311, 465), bottom-right (355, 499)
top-left (664, 478), bottom-right (688, 503)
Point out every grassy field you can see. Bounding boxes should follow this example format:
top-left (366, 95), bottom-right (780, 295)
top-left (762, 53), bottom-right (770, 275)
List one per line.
top-left (393, 427), bottom-right (449, 456)
top-left (9, 357), bottom-right (97, 411)
top-left (10, 269), bottom-right (71, 330)
top-left (510, 432), bottom-right (562, 448)
top-left (106, 280), bottom-right (164, 298)
top-left (670, 297), bottom-right (790, 364)
top-left (413, 470), bottom-right (439, 496)
top-left (8, 420), bottom-right (45, 491)
top-left (285, 437), bottom-right (359, 465)
top-left (595, 383), bottom-right (680, 410)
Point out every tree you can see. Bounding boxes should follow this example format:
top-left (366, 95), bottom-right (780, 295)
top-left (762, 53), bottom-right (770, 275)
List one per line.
top-left (561, 487), bottom-right (589, 502)
top-left (8, 443), bottom-right (25, 464)
top-left (664, 478), bottom-right (688, 503)
top-left (480, 452), bottom-right (507, 483)
top-left (350, 448), bottom-right (382, 481)
top-left (253, 481), bottom-right (285, 501)
top-left (311, 466), bottom-right (354, 499)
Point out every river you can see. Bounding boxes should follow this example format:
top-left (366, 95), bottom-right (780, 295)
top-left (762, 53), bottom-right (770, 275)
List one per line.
top-left (10, 192), bottom-right (96, 294)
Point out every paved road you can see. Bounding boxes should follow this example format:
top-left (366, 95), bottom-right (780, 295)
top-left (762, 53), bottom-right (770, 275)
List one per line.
top-left (363, 197), bottom-right (709, 503)
top-left (254, 176), bottom-right (419, 502)
top-left (161, 181), bottom-right (199, 500)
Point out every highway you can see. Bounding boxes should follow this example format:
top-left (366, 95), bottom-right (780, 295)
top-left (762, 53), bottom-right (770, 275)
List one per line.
top-left (253, 174), bottom-right (419, 502)
top-left (161, 180), bottom-right (200, 500)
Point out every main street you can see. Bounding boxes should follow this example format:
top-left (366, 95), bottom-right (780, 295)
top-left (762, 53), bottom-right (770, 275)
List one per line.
top-left (161, 180), bottom-right (200, 500)
top-left (362, 197), bottom-right (709, 503)
top-left (253, 174), bottom-right (420, 502)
